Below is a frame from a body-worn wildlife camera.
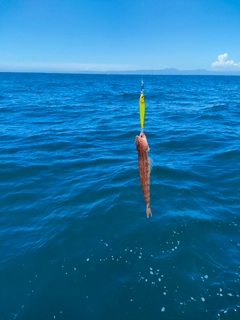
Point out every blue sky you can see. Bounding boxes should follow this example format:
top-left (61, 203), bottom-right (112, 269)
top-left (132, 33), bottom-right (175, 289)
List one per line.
top-left (1, 0), bottom-right (240, 72)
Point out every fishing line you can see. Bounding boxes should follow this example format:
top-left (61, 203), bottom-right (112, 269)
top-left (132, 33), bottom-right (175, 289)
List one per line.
top-left (139, 0), bottom-right (146, 133)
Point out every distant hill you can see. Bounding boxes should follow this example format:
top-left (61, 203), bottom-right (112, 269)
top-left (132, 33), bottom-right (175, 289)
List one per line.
top-left (1, 68), bottom-right (240, 76)
top-left (105, 68), bottom-right (240, 76)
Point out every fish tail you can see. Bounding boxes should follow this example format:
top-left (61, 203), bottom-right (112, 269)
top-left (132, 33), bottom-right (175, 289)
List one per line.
top-left (146, 205), bottom-right (152, 218)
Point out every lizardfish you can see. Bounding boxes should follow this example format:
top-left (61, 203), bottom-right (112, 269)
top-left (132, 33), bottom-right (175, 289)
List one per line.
top-left (135, 131), bottom-right (152, 218)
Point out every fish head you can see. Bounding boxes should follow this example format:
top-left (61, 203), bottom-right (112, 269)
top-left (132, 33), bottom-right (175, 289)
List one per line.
top-left (135, 131), bottom-right (149, 151)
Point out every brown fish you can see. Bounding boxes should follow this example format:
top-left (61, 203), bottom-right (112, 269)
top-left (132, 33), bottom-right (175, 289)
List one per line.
top-left (135, 131), bottom-right (152, 217)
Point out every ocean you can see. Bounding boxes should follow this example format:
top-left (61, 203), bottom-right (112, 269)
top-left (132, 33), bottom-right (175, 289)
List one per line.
top-left (0, 73), bottom-right (239, 320)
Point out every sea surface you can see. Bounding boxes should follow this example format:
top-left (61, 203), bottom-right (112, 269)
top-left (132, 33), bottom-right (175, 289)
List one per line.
top-left (0, 73), bottom-right (240, 320)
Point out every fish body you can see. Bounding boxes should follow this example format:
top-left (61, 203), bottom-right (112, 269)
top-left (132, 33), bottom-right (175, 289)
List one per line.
top-left (135, 131), bottom-right (152, 217)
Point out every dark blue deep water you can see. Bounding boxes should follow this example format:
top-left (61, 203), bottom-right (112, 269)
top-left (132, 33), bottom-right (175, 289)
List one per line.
top-left (0, 73), bottom-right (240, 320)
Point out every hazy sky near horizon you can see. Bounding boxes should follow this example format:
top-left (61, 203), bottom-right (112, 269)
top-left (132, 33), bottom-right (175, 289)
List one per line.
top-left (1, 0), bottom-right (240, 72)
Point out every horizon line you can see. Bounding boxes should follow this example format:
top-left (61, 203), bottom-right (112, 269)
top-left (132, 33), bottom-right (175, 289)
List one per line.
top-left (1, 68), bottom-right (240, 76)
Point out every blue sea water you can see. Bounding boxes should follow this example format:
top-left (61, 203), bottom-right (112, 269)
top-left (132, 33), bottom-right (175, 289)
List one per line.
top-left (0, 73), bottom-right (240, 320)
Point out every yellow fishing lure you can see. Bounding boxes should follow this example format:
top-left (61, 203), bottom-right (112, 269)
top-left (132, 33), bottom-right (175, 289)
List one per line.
top-left (139, 92), bottom-right (145, 129)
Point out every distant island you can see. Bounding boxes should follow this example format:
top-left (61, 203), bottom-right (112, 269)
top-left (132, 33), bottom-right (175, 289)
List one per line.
top-left (1, 68), bottom-right (240, 76)
top-left (92, 68), bottom-right (240, 76)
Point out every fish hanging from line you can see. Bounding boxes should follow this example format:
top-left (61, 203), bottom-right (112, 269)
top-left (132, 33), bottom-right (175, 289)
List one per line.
top-left (135, 131), bottom-right (152, 218)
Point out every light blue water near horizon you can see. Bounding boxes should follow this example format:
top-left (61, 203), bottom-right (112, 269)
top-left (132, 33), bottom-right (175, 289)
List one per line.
top-left (0, 73), bottom-right (240, 320)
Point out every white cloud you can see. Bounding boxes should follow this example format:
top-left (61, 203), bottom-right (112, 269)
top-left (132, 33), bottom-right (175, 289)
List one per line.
top-left (211, 53), bottom-right (240, 69)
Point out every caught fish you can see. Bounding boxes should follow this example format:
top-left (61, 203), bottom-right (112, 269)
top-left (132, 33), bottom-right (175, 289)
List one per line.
top-left (135, 131), bottom-right (152, 217)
